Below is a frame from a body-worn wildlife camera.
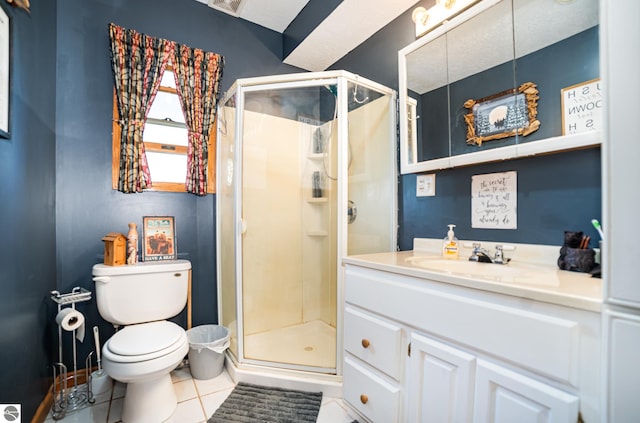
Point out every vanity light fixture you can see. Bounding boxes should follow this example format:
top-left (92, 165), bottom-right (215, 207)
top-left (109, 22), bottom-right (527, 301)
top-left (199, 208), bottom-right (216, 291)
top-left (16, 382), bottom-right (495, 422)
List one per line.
top-left (412, 0), bottom-right (480, 38)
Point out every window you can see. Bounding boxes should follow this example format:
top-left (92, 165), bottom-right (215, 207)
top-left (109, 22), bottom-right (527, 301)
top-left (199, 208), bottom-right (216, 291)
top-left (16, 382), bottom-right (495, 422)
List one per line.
top-left (112, 65), bottom-right (216, 193)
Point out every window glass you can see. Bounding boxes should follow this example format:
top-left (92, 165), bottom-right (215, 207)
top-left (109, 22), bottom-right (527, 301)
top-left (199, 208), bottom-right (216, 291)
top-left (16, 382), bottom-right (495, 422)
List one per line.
top-left (143, 123), bottom-right (188, 146)
top-left (160, 70), bottom-right (176, 88)
top-left (146, 152), bottom-right (188, 183)
top-left (148, 91), bottom-right (185, 123)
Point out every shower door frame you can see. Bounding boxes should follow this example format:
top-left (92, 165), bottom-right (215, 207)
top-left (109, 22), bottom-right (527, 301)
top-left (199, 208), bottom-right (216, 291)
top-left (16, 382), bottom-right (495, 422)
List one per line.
top-left (217, 71), bottom-right (398, 376)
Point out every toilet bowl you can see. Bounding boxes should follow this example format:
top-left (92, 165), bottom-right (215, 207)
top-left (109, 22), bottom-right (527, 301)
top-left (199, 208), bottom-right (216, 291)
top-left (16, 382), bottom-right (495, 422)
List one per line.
top-left (103, 321), bottom-right (189, 422)
top-left (93, 260), bottom-right (192, 423)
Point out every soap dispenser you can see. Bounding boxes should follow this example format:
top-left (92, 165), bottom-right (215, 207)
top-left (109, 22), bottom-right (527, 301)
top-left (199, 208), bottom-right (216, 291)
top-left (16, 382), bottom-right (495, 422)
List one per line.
top-left (442, 224), bottom-right (459, 260)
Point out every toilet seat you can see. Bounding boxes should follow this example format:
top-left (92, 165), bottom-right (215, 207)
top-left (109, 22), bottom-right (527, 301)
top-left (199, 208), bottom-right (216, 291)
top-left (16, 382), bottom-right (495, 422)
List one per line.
top-left (104, 321), bottom-right (187, 363)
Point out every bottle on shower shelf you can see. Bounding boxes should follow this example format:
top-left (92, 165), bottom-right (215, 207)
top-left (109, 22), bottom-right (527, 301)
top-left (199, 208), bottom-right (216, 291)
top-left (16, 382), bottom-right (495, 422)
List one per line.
top-left (312, 171), bottom-right (323, 198)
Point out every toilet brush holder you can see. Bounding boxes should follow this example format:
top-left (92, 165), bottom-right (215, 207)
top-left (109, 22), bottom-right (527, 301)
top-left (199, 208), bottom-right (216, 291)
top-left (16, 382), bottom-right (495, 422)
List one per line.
top-left (91, 325), bottom-right (112, 394)
top-left (91, 370), bottom-right (112, 395)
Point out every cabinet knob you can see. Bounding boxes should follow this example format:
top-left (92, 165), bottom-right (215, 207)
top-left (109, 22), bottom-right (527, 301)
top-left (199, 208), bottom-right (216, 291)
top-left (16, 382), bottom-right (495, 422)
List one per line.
top-left (360, 394), bottom-right (369, 404)
top-left (361, 339), bottom-right (370, 348)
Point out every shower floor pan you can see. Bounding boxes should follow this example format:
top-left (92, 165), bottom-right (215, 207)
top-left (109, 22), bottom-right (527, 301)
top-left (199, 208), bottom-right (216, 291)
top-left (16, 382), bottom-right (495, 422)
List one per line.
top-left (244, 320), bottom-right (336, 369)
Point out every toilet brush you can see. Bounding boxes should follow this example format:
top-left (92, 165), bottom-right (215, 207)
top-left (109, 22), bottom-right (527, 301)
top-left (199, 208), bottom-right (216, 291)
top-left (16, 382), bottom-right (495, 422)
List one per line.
top-left (91, 326), bottom-right (112, 394)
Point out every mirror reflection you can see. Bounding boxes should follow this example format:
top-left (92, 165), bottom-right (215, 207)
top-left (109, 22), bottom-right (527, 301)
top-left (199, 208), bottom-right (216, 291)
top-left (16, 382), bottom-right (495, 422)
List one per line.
top-left (400, 0), bottom-right (600, 174)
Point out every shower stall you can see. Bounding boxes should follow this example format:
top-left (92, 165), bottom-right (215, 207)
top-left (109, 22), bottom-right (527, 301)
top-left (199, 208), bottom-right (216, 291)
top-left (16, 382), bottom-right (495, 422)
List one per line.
top-left (216, 71), bottom-right (396, 391)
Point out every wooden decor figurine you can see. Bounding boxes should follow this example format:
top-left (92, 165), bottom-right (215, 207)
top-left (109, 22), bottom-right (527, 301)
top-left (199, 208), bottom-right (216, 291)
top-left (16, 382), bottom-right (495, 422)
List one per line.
top-left (102, 233), bottom-right (127, 266)
top-left (127, 223), bottom-right (138, 264)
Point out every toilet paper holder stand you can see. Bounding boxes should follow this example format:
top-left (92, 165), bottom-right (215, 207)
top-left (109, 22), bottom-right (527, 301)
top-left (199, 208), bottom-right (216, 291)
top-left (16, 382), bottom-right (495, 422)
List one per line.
top-left (50, 287), bottom-right (95, 420)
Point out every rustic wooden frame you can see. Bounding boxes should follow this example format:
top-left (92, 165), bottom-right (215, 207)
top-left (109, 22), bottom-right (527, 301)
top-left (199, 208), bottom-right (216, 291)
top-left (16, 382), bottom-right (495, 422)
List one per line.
top-left (463, 81), bottom-right (540, 146)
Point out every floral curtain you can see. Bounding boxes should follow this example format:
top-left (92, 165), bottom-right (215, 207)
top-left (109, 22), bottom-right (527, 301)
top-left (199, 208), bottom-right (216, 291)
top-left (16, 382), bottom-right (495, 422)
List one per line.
top-left (109, 23), bottom-right (173, 193)
top-left (172, 43), bottom-right (224, 196)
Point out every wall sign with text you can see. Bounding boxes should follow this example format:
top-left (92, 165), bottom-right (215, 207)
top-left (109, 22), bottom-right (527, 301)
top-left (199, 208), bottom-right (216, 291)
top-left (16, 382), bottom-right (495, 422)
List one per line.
top-left (472, 171), bottom-right (517, 230)
top-left (561, 78), bottom-right (602, 135)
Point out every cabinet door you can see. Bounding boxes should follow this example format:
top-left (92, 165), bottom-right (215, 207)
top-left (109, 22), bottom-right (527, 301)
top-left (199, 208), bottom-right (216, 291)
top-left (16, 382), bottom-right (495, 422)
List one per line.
top-left (473, 360), bottom-right (578, 423)
top-left (606, 311), bottom-right (640, 420)
top-left (407, 332), bottom-right (476, 423)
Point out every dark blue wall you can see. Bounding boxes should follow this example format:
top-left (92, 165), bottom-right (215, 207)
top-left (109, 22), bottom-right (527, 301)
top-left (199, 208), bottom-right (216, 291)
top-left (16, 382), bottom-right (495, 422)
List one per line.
top-left (0, 0), bottom-right (58, 418)
top-left (54, 0), bottom-right (301, 377)
top-left (332, 2), bottom-right (602, 250)
top-left (0, 0), bottom-right (301, 419)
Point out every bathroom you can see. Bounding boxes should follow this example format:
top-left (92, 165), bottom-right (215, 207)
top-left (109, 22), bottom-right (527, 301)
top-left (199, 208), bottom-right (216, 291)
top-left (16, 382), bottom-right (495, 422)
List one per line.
top-left (1, 0), bottom-right (638, 422)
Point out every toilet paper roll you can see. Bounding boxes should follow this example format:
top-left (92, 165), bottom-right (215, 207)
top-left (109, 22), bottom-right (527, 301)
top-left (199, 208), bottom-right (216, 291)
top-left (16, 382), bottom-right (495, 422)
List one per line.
top-left (56, 308), bottom-right (85, 342)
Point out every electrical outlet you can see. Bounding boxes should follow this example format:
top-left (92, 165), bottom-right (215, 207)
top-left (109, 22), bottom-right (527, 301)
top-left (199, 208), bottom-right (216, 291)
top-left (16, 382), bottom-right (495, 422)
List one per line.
top-left (416, 173), bottom-right (435, 197)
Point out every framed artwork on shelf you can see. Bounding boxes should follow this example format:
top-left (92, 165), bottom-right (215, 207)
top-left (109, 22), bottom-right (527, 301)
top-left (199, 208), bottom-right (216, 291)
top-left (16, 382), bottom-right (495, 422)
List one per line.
top-left (142, 216), bottom-right (176, 261)
top-left (0, 4), bottom-right (10, 138)
top-left (463, 82), bottom-right (540, 146)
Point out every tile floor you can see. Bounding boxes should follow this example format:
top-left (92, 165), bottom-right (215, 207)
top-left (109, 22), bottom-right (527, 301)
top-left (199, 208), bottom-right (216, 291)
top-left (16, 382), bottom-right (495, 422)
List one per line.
top-left (44, 364), bottom-right (359, 423)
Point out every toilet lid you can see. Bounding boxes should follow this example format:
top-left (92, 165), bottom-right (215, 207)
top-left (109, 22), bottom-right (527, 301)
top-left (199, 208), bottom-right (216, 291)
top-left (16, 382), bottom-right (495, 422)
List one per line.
top-left (108, 321), bottom-right (184, 356)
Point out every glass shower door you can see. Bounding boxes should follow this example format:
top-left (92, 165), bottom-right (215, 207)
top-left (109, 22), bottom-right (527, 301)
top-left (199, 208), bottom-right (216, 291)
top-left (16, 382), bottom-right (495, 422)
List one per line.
top-left (239, 83), bottom-right (339, 372)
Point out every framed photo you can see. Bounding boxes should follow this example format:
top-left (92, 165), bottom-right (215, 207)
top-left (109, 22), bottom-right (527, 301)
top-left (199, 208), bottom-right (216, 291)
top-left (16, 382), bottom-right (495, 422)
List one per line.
top-left (463, 82), bottom-right (540, 146)
top-left (0, 4), bottom-right (10, 138)
top-left (561, 78), bottom-right (602, 135)
top-left (142, 216), bottom-right (176, 261)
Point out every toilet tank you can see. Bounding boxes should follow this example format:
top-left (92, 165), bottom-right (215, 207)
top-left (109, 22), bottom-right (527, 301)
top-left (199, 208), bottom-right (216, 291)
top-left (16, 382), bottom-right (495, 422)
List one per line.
top-left (92, 260), bottom-right (191, 325)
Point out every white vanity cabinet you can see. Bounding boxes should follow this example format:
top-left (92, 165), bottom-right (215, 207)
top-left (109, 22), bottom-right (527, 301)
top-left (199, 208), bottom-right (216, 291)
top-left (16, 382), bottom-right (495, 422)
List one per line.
top-left (342, 262), bottom-right (601, 422)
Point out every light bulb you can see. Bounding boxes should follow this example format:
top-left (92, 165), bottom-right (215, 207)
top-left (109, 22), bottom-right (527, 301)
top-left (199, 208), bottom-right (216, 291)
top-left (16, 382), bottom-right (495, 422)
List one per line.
top-left (411, 7), bottom-right (429, 25)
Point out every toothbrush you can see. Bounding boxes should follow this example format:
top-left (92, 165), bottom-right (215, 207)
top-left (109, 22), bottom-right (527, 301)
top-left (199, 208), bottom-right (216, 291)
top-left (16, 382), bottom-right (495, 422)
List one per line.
top-left (591, 219), bottom-right (604, 240)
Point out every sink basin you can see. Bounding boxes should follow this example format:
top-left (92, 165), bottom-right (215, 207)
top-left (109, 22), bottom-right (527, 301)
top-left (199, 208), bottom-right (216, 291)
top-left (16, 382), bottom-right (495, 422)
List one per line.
top-left (409, 258), bottom-right (524, 277)
top-left (403, 256), bottom-right (556, 284)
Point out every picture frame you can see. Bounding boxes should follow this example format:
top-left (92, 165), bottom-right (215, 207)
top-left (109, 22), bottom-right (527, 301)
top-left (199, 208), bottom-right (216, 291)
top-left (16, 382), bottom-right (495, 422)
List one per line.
top-left (142, 216), bottom-right (177, 261)
top-left (561, 78), bottom-right (602, 135)
top-left (0, 4), bottom-right (10, 138)
top-left (463, 82), bottom-right (540, 146)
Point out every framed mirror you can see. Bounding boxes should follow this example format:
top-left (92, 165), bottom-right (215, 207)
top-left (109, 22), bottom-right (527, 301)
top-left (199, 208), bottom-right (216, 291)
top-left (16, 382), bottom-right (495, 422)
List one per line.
top-left (399, 0), bottom-right (600, 174)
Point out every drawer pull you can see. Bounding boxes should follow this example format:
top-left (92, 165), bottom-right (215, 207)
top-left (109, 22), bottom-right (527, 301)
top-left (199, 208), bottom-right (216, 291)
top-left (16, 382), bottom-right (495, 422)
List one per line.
top-left (361, 339), bottom-right (371, 348)
top-left (360, 394), bottom-right (369, 404)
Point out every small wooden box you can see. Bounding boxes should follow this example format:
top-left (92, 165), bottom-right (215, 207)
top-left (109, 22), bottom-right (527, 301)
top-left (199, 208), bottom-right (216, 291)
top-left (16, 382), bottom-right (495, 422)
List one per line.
top-left (102, 232), bottom-right (127, 266)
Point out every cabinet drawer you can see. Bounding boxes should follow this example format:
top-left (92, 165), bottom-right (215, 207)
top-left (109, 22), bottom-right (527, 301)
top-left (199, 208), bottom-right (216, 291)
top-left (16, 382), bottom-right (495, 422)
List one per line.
top-left (344, 356), bottom-right (400, 423)
top-left (344, 306), bottom-right (403, 380)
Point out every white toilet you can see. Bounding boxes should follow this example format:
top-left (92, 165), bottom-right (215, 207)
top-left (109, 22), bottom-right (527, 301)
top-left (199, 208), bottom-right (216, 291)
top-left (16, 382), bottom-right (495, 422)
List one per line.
top-left (92, 260), bottom-right (191, 423)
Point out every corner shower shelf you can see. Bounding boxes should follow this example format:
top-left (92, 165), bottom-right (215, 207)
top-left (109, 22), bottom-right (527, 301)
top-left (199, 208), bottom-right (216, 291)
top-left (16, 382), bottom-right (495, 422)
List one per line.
top-left (307, 230), bottom-right (329, 237)
top-left (307, 153), bottom-right (324, 160)
top-left (307, 197), bottom-right (328, 204)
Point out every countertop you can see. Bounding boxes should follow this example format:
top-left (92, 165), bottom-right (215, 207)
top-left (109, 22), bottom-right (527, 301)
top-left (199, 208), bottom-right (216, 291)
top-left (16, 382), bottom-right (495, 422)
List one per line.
top-left (343, 249), bottom-right (603, 312)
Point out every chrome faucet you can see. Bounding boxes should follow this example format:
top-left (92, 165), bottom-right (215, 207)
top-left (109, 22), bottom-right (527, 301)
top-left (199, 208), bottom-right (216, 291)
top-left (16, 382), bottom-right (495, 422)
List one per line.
top-left (492, 245), bottom-right (511, 264)
top-left (468, 243), bottom-right (511, 264)
top-left (468, 243), bottom-right (493, 263)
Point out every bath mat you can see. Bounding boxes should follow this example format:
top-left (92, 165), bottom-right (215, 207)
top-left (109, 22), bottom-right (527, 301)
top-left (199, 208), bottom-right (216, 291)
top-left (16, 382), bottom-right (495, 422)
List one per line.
top-left (208, 382), bottom-right (323, 423)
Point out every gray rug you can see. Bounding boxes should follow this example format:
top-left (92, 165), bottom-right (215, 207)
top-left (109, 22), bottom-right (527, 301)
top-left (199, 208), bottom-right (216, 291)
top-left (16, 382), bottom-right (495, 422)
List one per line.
top-left (208, 382), bottom-right (323, 423)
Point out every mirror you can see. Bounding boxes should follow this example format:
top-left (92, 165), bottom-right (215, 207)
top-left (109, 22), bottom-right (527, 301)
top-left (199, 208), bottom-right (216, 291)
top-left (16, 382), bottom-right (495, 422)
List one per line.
top-left (399, 0), bottom-right (600, 174)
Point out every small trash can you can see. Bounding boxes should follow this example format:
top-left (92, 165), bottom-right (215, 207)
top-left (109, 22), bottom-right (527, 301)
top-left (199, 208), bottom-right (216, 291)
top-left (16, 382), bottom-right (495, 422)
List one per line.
top-left (186, 325), bottom-right (230, 380)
